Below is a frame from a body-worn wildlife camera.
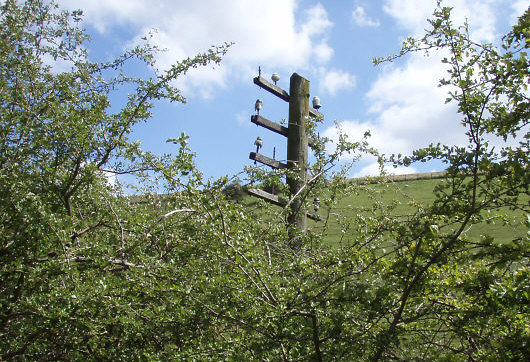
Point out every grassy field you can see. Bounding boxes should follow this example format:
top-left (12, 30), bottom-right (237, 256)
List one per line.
top-left (322, 178), bottom-right (527, 244)
top-left (245, 177), bottom-right (528, 245)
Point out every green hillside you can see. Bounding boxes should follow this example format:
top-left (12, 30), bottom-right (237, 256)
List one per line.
top-left (326, 178), bottom-right (526, 244)
top-left (243, 176), bottom-right (528, 246)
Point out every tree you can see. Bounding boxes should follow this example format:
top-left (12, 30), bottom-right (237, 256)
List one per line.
top-left (0, 0), bottom-right (230, 359)
top-left (366, 4), bottom-right (529, 360)
top-left (1, 0), bottom-right (528, 360)
top-left (178, 3), bottom-right (529, 360)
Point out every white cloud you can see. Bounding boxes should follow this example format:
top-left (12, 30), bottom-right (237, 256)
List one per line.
top-left (322, 52), bottom-right (467, 162)
top-left (352, 162), bottom-right (417, 178)
top-left (41, 53), bottom-right (76, 74)
top-left (302, 3), bottom-right (333, 36)
top-left (382, 0), bottom-right (501, 42)
top-left (352, 5), bottom-right (380, 27)
top-left (511, 0), bottom-right (530, 22)
top-left (360, 0), bottom-right (520, 157)
top-left (62, 0), bottom-right (334, 97)
top-left (319, 68), bottom-right (356, 96)
top-left (323, 0), bottom-right (521, 178)
top-left (235, 110), bottom-right (248, 126)
top-left (63, 0), bottom-right (160, 33)
top-left (382, 0), bottom-right (435, 35)
top-left (314, 41), bottom-right (334, 63)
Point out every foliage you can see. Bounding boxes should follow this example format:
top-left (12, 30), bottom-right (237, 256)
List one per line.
top-left (365, 3), bottom-right (530, 360)
top-left (0, 0), bottom-right (230, 359)
top-left (0, 0), bottom-right (528, 361)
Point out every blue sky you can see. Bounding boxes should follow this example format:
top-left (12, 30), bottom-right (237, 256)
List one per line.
top-left (61, 0), bottom-right (529, 180)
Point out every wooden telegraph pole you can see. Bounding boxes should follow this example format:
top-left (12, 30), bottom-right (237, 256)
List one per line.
top-left (286, 73), bottom-right (310, 235)
top-left (247, 71), bottom-right (322, 244)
